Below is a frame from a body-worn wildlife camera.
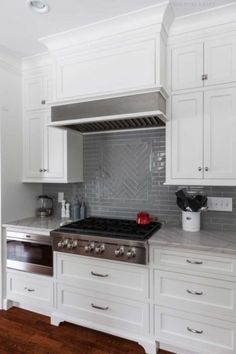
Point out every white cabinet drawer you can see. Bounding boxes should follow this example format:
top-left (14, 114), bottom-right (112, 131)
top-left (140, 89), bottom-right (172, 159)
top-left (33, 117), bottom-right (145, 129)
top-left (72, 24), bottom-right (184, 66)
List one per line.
top-left (57, 284), bottom-right (149, 335)
top-left (56, 253), bottom-right (148, 300)
top-left (154, 270), bottom-right (236, 319)
top-left (7, 270), bottom-right (53, 309)
top-left (155, 306), bottom-right (236, 354)
top-left (152, 248), bottom-right (236, 276)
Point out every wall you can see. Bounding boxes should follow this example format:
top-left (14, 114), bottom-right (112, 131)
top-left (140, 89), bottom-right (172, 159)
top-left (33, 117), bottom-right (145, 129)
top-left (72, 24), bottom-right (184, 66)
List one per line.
top-left (0, 56), bottom-right (41, 223)
top-left (43, 129), bottom-right (236, 231)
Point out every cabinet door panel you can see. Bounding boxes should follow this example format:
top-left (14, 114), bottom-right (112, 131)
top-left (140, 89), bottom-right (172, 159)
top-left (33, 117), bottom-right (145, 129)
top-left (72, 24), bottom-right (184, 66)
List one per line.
top-left (204, 36), bottom-right (236, 86)
top-left (44, 114), bottom-right (65, 179)
top-left (171, 92), bottom-right (203, 179)
top-left (24, 76), bottom-right (44, 111)
top-left (55, 40), bottom-right (156, 100)
top-left (204, 87), bottom-right (236, 179)
top-left (24, 113), bottom-right (44, 178)
top-left (155, 307), bottom-right (236, 354)
top-left (172, 44), bottom-right (203, 91)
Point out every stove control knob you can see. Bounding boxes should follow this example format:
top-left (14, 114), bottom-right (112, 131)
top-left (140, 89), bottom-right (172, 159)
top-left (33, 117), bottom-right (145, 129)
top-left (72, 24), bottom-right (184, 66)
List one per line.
top-left (72, 240), bottom-right (79, 248)
top-left (84, 242), bottom-right (95, 252)
top-left (67, 241), bottom-right (73, 249)
top-left (115, 246), bottom-right (124, 257)
top-left (95, 243), bottom-right (105, 254)
top-left (58, 239), bottom-right (69, 248)
top-left (127, 248), bottom-right (136, 258)
top-left (57, 241), bottom-right (63, 248)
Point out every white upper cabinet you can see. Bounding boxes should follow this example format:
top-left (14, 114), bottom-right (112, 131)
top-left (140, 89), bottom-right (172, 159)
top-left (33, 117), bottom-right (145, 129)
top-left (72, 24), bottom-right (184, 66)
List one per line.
top-left (204, 36), bottom-right (236, 87)
top-left (168, 86), bottom-right (236, 185)
top-left (23, 64), bottom-right (83, 183)
top-left (167, 30), bottom-right (236, 185)
top-left (24, 112), bottom-right (44, 178)
top-left (171, 35), bottom-right (236, 91)
top-left (23, 110), bottom-right (83, 183)
top-left (204, 87), bottom-right (236, 179)
top-left (54, 38), bottom-right (161, 102)
top-left (44, 119), bottom-right (65, 180)
top-left (171, 92), bottom-right (203, 179)
top-left (171, 43), bottom-right (203, 91)
top-left (23, 68), bottom-right (52, 111)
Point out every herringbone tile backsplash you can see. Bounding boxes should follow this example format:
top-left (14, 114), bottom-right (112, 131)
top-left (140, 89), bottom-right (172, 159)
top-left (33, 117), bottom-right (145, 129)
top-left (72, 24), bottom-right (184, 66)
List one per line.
top-left (43, 129), bottom-right (236, 231)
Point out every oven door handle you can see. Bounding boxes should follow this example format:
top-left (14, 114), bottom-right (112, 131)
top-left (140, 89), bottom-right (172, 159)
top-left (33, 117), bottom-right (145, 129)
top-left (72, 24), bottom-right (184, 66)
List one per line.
top-left (6, 237), bottom-right (51, 246)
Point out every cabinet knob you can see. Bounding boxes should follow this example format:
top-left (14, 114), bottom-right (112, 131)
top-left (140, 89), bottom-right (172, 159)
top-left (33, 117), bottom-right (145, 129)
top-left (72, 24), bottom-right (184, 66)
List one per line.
top-left (39, 169), bottom-right (43, 172)
top-left (198, 167), bottom-right (202, 171)
top-left (205, 167), bottom-right (209, 172)
top-left (201, 74), bottom-right (208, 81)
top-left (41, 99), bottom-right (46, 105)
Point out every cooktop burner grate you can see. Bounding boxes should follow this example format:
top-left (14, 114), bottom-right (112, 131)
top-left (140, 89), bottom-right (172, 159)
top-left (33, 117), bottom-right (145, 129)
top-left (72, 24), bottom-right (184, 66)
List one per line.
top-left (59, 217), bottom-right (161, 240)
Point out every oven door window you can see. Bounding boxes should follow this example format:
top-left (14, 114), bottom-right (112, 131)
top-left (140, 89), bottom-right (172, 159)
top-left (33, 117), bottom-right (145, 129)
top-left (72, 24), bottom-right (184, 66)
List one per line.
top-left (7, 240), bottom-right (52, 267)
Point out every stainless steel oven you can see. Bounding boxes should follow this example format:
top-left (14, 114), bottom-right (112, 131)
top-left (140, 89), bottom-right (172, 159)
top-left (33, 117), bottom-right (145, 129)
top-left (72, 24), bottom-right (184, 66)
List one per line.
top-left (6, 231), bottom-right (53, 276)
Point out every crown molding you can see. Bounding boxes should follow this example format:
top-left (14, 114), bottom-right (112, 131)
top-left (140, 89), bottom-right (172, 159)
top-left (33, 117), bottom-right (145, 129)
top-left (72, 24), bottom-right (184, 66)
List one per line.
top-left (22, 52), bottom-right (52, 70)
top-left (40, 2), bottom-right (174, 52)
top-left (169, 2), bottom-right (236, 37)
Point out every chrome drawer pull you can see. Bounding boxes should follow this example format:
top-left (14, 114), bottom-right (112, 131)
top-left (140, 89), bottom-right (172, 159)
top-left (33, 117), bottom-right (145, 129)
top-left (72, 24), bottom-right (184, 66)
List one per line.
top-left (186, 259), bottom-right (203, 265)
top-left (91, 271), bottom-right (108, 278)
top-left (24, 287), bottom-right (35, 292)
top-left (187, 289), bottom-right (203, 296)
top-left (91, 303), bottom-right (109, 311)
top-left (187, 326), bottom-right (203, 334)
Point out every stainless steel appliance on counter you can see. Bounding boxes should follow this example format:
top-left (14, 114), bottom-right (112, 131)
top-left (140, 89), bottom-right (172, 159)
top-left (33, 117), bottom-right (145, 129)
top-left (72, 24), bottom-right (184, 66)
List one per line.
top-left (7, 231), bottom-right (53, 276)
top-left (51, 217), bottom-right (161, 265)
top-left (36, 195), bottom-right (53, 217)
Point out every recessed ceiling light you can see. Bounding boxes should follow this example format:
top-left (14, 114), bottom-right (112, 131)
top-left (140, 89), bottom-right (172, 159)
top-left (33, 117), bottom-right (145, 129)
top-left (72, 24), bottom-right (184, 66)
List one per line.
top-left (28, 0), bottom-right (50, 14)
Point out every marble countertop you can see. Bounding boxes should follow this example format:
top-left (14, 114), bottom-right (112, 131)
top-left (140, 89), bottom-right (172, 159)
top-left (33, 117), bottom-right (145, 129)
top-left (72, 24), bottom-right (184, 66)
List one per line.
top-left (149, 225), bottom-right (236, 256)
top-left (2, 216), bottom-right (73, 235)
top-left (3, 217), bottom-right (236, 256)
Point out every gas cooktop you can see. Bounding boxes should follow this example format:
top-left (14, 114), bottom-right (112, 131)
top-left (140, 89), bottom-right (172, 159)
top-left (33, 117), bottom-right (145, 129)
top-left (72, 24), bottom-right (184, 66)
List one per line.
top-left (59, 217), bottom-right (161, 240)
top-left (51, 217), bottom-right (162, 265)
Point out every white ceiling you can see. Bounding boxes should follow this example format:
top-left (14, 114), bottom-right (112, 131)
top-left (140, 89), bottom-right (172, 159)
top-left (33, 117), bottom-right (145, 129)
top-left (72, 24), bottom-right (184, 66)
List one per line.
top-left (0, 0), bottom-right (235, 57)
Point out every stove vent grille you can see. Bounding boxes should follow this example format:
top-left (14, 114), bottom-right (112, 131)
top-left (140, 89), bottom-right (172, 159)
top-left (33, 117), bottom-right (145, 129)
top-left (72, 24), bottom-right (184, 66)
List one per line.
top-left (50, 91), bottom-right (166, 133)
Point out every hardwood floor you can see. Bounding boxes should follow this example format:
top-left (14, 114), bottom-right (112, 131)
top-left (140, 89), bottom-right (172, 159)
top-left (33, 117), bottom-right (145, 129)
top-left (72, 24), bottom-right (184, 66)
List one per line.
top-left (0, 307), bottom-right (174, 354)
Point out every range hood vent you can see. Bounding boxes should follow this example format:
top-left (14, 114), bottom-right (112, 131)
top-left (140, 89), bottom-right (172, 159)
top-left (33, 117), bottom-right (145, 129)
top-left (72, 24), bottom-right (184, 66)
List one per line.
top-left (50, 91), bottom-right (166, 133)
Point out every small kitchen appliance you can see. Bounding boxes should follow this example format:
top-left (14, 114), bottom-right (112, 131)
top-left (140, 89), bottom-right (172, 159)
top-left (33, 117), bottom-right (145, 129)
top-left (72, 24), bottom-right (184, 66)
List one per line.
top-left (7, 231), bottom-right (53, 276)
top-left (36, 195), bottom-right (53, 217)
top-left (51, 217), bottom-right (161, 265)
top-left (136, 211), bottom-right (151, 225)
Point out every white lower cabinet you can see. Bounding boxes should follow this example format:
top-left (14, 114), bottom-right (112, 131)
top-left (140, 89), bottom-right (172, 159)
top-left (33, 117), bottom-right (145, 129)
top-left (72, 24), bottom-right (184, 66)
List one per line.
top-left (56, 253), bottom-right (149, 300)
top-left (52, 253), bottom-right (154, 354)
top-left (151, 247), bottom-right (236, 354)
top-left (6, 269), bottom-right (53, 315)
top-left (152, 248), bottom-right (236, 277)
top-left (155, 270), bottom-right (236, 319)
top-left (57, 283), bottom-right (149, 335)
top-left (155, 306), bottom-right (236, 354)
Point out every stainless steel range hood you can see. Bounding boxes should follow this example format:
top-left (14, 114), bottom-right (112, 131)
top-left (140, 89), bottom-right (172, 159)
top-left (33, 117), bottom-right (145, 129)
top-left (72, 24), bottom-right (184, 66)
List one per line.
top-left (49, 91), bottom-right (166, 134)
